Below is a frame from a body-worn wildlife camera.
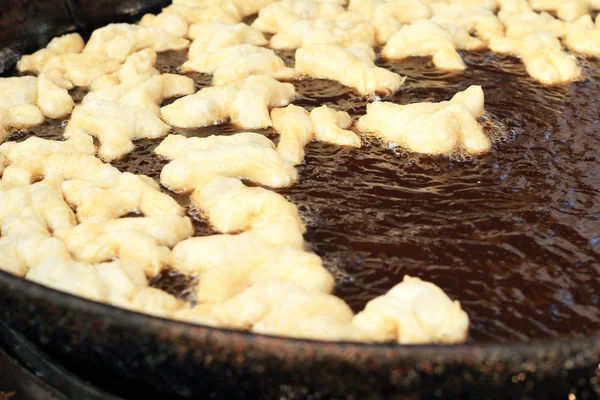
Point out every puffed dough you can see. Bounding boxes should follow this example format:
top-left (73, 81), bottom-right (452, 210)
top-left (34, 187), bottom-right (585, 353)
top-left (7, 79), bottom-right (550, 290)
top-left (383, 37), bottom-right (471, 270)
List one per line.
top-left (139, 12), bottom-right (189, 38)
top-left (65, 99), bottom-right (171, 161)
top-left (269, 16), bottom-right (377, 49)
top-left (190, 177), bottom-right (304, 233)
top-left (0, 216), bottom-right (72, 277)
top-left (382, 20), bottom-right (486, 71)
top-left (155, 132), bottom-right (275, 160)
top-left (529, 0), bottom-right (589, 22)
top-left (160, 85), bottom-right (237, 128)
top-left (54, 216), bottom-right (194, 277)
top-left (0, 76), bottom-right (39, 109)
top-left (162, 4), bottom-right (241, 25)
top-left (196, 248), bottom-right (334, 303)
top-left (187, 23), bottom-right (268, 58)
top-left (181, 281), bottom-right (362, 341)
top-left (296, 44), bottom-right (405, 96)
top-left (353, 276), bottom-right (469, 344)
top-left (0, 177), bottom-right (76, 231)
top-left (89, 49), bottom-right (159, 91)
top-left (498, 11), bottom-right (566, 38)
top-left (62, 172), bottom-right (184, 223)
top-left (0, 105), bottom-right (45, 144)
top-left (174, 0), bottom-right (279, 18)
top-left (497, 0), bottom-right (532, 13)
top-left (0, 77), bottom-right (45, 142)
top-left (347, 0), bottom-right (432, 44)
top-left (27, 259), bottom-right (149, 305)
top-left (84, 74), bottom-right (195, 116)
top-left (0, 135), bottom-right (95, 165)
top-left (36, 70), bottom-right (75, 118)
top-left (41, 53), bottom-right (122, 88)
top-left (2, 153), bottom-right (121, 187)
top-left (0, 180), bottom-right (75, 277)
top-left (311, 105), bottom-right (361, 147)
top-left (490, 33), bottom-right (581, 84)
top-left (253, 0), bottom-right (346, 34)
top-left (161, 75), bottom-right (296, 129)
top-left (271, 105), bottom-right (314, 165)
top-left (83, 23), bottom-right (190, 62)
top-left (564, 15), bottom-right (600, 57)
top-left (17, 33), bottom-right (85, 74)
top-left (172, 223), bottom-right (305, 273)
top-left (356, 85), bottom-right (491, 155)
top-left (161, 142), bottom-right (298, 193)
top-left (115, 287), bottom-right (183, 317)
top-left (430, 3), bottom-right (504, 41)
top-left (181, 44), bottom-right (295, 85)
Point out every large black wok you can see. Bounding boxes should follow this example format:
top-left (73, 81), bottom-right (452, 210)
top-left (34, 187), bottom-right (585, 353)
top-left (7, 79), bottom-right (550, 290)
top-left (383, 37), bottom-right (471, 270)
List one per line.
top-left (1, 0), bottom-right (600, 398)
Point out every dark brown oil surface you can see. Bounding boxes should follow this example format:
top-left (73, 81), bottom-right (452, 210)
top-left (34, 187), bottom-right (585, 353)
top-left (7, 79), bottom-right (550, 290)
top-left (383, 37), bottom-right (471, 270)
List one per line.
top-left (7, 50), bottom-right (600, 343)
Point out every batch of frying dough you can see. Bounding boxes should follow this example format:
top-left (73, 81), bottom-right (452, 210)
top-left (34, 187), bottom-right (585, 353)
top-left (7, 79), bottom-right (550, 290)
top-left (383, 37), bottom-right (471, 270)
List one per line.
top-left (0, 0), bottom-right (598, 344)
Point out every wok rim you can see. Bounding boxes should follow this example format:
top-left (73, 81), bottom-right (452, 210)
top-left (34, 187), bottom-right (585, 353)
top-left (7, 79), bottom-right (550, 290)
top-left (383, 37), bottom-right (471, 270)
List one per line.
top-left (2, 268), bottom-right (599, 361)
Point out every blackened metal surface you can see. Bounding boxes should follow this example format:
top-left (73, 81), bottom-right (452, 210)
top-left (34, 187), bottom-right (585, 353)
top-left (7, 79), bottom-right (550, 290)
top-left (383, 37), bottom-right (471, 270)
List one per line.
top-left (0, 0), bottom-right (76, 73)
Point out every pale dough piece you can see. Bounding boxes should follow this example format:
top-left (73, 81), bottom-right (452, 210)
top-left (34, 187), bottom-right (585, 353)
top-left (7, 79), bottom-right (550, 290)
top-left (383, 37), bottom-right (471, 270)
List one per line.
top-left (529, 0), bottom-right (589, 22)
top-left (382, 19), bottom-right (486, 71)
top-left (430, 3), bottom-right (505, 42)
top-left (0, 178), bottom-right (75, 276)
top-left (269, 16), bottom-right (377, 49)
top-left (0, 216), bottom-right (72, 277)
top-left (139, 12), bottom-right (189, 38)
top-left (115, 287), bottom-right (183, 317)
top-left (64, 99), bottom-right (171, 161)
top-left (17, 33), bottom-right (85, 74)
top-left (155, 132), bottom-right (275, 160)
top-left (41, 53), bottom-right (122, 88)
top-left (252, 0), bottom-right (346, 34)
top-left (490, 33), bottom-right (581, 84)
top-left (0, 77), bottom-right (45, 142)
top-left (181, 44), bottom-right (295, 85)
top-left (187, 23), bottom-right (268, 58)
top-left (62, 172), bottom-right (184, 223)
top-left (160, 85), bottom-right (238, 128)
top-left (36, 70), bottom-right (75, 118)
top-left (347, 0), bottom-right (432, 44)
top-left (498, 11), bottom-right (566, 38)
top-left (27, 259), bottom-right (148, 304)
top-left (160, 142), bottom-right (298, 193)
top-left (356, 85), bottom-right (491, 155)
top-left (271, 105), bottom-right (314, 165)
top-left (84, 74), bottom-right (195, 116)
top-left (196, 247), bottom-right (334, 303)
top-left (0, 105), bottom-right (45, 144)
top-left (228, 75), bottom-right (297, 128)
top-left (353, 276), bottom-right (469, 344)
top-left (296, 43), bottom-right (405, 96)
top-left (2, 153), bottom-right (121, 187)
top-left (0, 76), bottom-right (39, 109)
top-left (54, 216), bottom-right (194, 277)
top-left (310, 105), bottom-right (361, 148)
top-left (564, 15), bottom-right (600, 57)
top-left (497, 0), bottom-right (532, 13)
top-left (89, 49), bottom-right (159, 91)
top-left (190, 177), bottom-right (305, 233)
top-left (181, 281), bottom-right (363, 341)
top-left (172, 223), bottom-right (305, 273)
top-left (162, 4), bottom-right (241, 25)
top-left (0, 177), bottom-right (76, 231)
top-left (83, 23), bottom-right (190, 62)
top-left (0, 135), bottom-right (95, 164)
top-left (161, 75), bottom-right (296, 129)
top-left (174, 0), bottom-right (278, 18)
